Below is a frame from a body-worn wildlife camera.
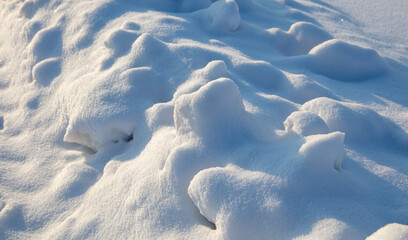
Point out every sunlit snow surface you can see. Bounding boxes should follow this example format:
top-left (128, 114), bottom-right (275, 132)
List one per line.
top-left (0, 0), bottom-right (407, 239)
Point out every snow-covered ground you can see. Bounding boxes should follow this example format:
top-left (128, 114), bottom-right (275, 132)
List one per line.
top-left (0, 0), bottom-right (407, 239)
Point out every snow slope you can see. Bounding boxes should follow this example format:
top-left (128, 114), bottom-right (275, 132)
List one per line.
top-left (0, 0), bottom-right (407, 239)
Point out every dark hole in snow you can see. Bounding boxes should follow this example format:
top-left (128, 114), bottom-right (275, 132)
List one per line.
top-left (207, 220), bottom-right (216, 230)
top-left (125, 133), bottom-right (133, 142)
top-left (190, 195), bottom-right (216, 230)
top-left (198, 211), bottom-right (216, 230)
top-left (0, 116), bottom-right (3, 130)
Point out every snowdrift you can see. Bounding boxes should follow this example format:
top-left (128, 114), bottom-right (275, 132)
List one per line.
top-left (0, 0), bottom-right (407, 239)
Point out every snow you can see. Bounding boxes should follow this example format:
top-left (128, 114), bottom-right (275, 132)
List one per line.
top-left (302, 97), bottom-right (408, 147)
top-left (32, 57), bottom-right (61, 86)
top-left (1, 0), bottom-right (408, 239)
top-left (366, 223), bottom-right (408, 240)
top-left (293, 218), bottom-right (361, 240)
top-left (204, 0), bottom-right (241, 32)
top-left (174, 78), bottom-right (252, 147)
top-left (284, 110), bottom-right (330, 136)
top-left (188, 165), bottom-right (286, 239)
top-left (307, 39), bottom-right (389, 81)
top-left (268, 21), bottom-right (333, 56)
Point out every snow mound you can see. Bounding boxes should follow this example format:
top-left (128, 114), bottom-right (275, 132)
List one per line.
top-left (197, 0), bottom-right (241, 32)
top-left (146, 102), bottom-right (175, 131)
top-left (307, 40), bottom-right (388, 81)
top-left (302, 97), bottom-right (398, 143)
top-left (127, 33), bottom-right (179, 70)
top-left (104, 29), bottom-right (139, 56)
top-left (269, 22), bottom-right (333, 56)
top-left (19, 0), bottom-right (37, 18)
top-left (188, 165), bottom-right (286, 239)
top-left (234, 60), bottom-right (286, 90)
top-left (1, 0), bottom-right (408, 239)
top-left (174, 78), bottom-right (251, 147)
top-left (29, 26), bottom-right (62, 63)
top-left (32, 57), bottom-right (61, 86)
top-left (284, 110), bottom-right (330, 136)
top-left (174, 60), bottom-right (229, 98)
top-left (299, 132), bottom-right (345, 171)
top-left (64, 66), bottom-right (171, 151)
top-left (367, 223), bottom-right (408, 240)
top-left (294, 218), bottom-right (361, 240)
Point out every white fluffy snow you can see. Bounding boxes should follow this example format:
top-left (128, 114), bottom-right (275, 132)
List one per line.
top-left (0, 0), bottom-right (407, 239)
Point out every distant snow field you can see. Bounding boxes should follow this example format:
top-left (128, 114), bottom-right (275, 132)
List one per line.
top-left (0, 0), bottom-right (407, 239)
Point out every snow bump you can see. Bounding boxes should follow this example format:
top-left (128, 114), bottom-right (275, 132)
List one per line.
top-left (294, 218), bottom-right (361, 240)
top-left (188, 165), bottom-right (286, 239)
top-left (104, 29), bottom-right (139, 56)
top-left (128, 33), bottom-right (174, 70)
top-left (307, 40), bottom-right (389, 81)
top-left (174, 78), bottom-right (251, 147)
top-left (29, 27), bottom-right (62, 63)
top-left (367, 223), bottom-right (408, 240)
top-left (32, 57), bottom-right (61, 86)
top-left (204, 0), bottom-right (241, 32)
top-left (269, 22), bottom-right (333, 56)
top-left (64, 66), bottom-right (171, 152)
top-left (302, 97), bottom-right (398, 143)
top-left (284, 110), bottom-right (330, 137)
top-left (174, 60), bottom-right (229, 98)
top-left (299, 131), bottom-right (346, 171)
top-left (19, 0), bottom-right (37, 18)
top-left (234, 60), bottom-right (286, 90)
